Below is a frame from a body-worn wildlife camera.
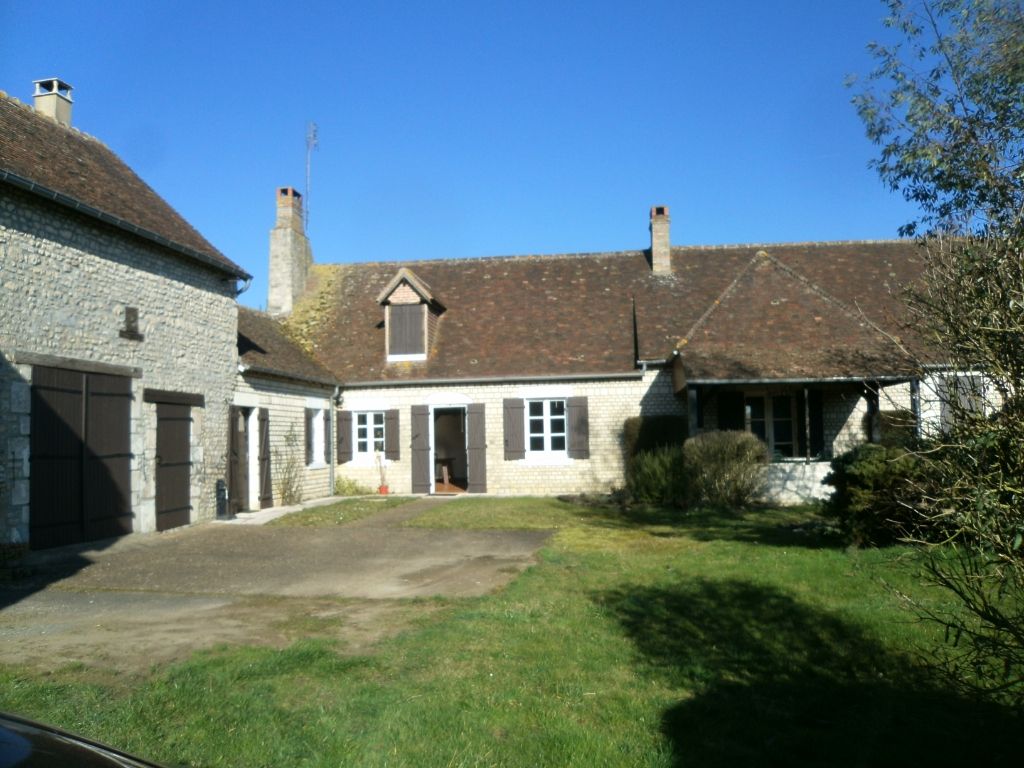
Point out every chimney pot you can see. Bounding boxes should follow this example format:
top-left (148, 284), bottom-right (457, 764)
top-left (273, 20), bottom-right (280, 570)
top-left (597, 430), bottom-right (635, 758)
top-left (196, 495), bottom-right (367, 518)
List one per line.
top-left (649, 205), bottom-right (671, 274)
top-left (32, 78), bottom-right (73, 127)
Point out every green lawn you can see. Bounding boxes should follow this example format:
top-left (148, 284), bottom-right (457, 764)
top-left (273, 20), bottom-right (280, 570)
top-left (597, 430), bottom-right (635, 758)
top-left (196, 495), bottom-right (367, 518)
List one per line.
top-left (2, 497), bottom-right (1020, 767)
top-left (267, 496), bottom-right (412, 527)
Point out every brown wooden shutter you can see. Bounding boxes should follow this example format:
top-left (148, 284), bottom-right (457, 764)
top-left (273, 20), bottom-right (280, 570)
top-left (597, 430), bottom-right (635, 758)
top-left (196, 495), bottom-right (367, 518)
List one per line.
top-left (385, 409), bottom-right (400, 460)
top-left (389, 304), bottom-right (425, 355)
top-left (323, 409), bottom-right (332, 464)
top-left (304, 409), bottom-right (313, 465)
top-left (411, 405), bottom-right (431, 493)
top-left (467, 403), bottom-right (487, 493)
top-left (337, 410), bottom-right (353, 464)
top-left (258, 408), bottom-right (273, 508)
top-left (809, 390), bottom-right (825, 457)
top-left (503, 398), bottom-right (525, 460)
top-left (567, 397), bottom-right (590, 459)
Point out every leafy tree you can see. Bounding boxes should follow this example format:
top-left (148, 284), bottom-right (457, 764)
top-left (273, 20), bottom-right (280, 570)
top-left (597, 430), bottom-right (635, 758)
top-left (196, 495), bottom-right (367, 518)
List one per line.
top-left (853, 0), bottom-right (1024, 707)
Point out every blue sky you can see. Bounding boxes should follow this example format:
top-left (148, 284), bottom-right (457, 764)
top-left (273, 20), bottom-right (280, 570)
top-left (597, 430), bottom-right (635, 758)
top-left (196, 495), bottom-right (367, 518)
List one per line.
top-left (0, 1), bottom-right (915, 309)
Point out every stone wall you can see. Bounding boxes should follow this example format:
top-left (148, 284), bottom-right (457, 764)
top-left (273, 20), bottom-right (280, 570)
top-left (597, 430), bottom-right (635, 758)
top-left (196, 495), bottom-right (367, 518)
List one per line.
top-left (0, 185), bottom-right (238, 544)
top-left (233, 374), bottom-right (334, 505)
top-left (336, 367), bottom-right (683, 495)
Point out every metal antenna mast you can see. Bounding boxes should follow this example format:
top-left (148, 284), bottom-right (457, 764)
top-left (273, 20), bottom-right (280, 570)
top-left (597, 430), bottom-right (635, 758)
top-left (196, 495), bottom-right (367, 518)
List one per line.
top-left (304, 121), bottom-right (319, 232)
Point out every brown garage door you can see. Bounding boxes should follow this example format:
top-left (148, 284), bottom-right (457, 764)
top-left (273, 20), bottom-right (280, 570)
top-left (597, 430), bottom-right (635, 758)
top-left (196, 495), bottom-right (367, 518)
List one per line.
top-left (155, 402), bottom-right (193, 531)
top-left (30, 366), bottom-right (133, 550)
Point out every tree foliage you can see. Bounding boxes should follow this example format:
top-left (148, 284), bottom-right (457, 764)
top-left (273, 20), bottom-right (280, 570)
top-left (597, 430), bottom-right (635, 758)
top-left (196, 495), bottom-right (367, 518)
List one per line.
top-left (854, 0), bottom-right (1024, 707)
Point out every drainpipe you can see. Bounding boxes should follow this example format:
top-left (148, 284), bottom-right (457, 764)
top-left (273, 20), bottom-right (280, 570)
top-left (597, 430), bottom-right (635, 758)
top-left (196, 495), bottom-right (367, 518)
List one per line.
top-left (328, 385), bottom-right (340, 495)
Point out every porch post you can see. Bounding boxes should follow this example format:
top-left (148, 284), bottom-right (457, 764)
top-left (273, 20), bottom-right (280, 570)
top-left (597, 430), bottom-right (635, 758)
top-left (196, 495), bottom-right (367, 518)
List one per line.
top-left (687, 387), bottom-right (700, 437)
top-left (803, 385), bottom-right (811, 464)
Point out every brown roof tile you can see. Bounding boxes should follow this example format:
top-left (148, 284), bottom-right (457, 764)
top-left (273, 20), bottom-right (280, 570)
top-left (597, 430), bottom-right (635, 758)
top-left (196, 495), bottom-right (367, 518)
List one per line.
top-left (0, 93), bottom-right (248, 278)
top-left (238, 307), bottom-right (337, 386)
top-left (295, 240), bottom-right (925, 384)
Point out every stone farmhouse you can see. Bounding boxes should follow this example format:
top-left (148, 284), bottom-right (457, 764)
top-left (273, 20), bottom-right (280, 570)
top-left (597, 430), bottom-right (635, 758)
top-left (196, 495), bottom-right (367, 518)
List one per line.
top-left (1, 76), bottom-right (934, 551)
top-left (0, 80), bottom-right (249, 549)
top-left (268, 195), bottom-right (925, 503)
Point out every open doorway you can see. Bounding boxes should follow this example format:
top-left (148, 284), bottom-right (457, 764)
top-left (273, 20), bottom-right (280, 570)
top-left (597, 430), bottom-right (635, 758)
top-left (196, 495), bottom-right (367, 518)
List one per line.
top-left (433, 407), bottom-right (467, 493)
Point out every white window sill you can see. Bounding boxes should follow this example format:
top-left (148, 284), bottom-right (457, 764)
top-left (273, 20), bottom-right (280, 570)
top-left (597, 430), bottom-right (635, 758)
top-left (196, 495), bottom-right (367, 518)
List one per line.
top-left (387, 353), bottom-right (427, 362)
top-left (306, 461), bottom-right (328, 470)
top-left (523, 452), bottom-right (572, 466)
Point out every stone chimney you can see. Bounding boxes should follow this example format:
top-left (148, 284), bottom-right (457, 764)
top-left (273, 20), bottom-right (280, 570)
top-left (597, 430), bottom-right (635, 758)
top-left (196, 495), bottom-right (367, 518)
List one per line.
top-left (649, 205), bottom-right (671, 274)
top-left (33, 78), bottom-right (73, 126)
top-left (267, 187), bottom-right (313, 316)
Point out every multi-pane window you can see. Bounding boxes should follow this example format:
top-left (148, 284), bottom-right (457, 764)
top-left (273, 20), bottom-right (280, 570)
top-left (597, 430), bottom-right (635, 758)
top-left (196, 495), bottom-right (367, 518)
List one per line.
top-left (744, 394), bottom-right (795, 458)
top-left (356, 412), bottom-right (385, 455)
top-left (527, 399), bottom-right (566, 453)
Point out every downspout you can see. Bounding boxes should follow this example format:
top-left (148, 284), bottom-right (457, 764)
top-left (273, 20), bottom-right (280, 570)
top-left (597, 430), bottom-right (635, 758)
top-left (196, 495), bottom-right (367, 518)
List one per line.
top-left (329, 385), bottom-right (340, 495)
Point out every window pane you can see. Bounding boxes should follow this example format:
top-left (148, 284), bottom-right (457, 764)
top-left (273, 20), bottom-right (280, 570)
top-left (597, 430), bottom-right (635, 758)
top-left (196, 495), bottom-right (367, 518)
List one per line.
top-left (750, 421), bottom-right (767, 442)
top-left (772, 396), bottom-right (792, 416)
top-left (373, 426), bottom-right (384, 440)
top-left (551, 436), bottom-right (566, 451)
top-left (529, 419), bottom-right (544, 435)
top-left (550, 401), bottom-right (565, 416)
top-left (745, 397), bottom-right (764, 420)
top-left (373, 412), bottom-right (384, 425)
top-left (529, 401), bottom-right (543, 416)
top-left (550, 418), bottom-right (565, 435)
top-left (357, 439), bottom-right (367, 452)
top-left (357, 426), bottom-right (367, 439)
top-left (530, 436), bottom-right (544, 451)
top-left (357, 414), bottom-right (367, 426)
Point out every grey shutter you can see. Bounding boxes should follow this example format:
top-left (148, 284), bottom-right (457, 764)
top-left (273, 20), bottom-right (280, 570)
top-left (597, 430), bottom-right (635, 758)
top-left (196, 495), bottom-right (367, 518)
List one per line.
top-left (258, 408), bottom-right (273, 508)
top-left (323, 409), bottom-right (332, 464)
top-left (467, 404), bottom-right (487, 493)
top-left (385, 409), bottom-right (400, 460)
top-left (411, 405), bottom-right (431, 493)
top-left (304, 409), bottom-right (313, 465)
top-left (503, 398), bottom-right (525, 460)
top-left (567, 397), bottom-right (590, 459)
top-left (936, 376), bottom-right (953, 433)
top-left (337, 410), bottom-right (353, 464)
top-left (390, 304), bottom-right (425, 355)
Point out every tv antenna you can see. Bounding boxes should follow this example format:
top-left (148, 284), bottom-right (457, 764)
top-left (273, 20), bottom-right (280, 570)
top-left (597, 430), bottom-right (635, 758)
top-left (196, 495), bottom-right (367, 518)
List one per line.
top-left (305, 121), bottom-right (319, 232)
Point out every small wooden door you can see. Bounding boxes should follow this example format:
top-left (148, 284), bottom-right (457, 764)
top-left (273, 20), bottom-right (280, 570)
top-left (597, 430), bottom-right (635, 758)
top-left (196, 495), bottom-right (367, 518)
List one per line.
top-left (411, 405), bottom-right (431, 493)
top-left (258, 408), bottom-right (273, 508)
top-left (155, 402), bottom-right (192, 531)
top-left (467, 404), bottom-right (487, 493)
top-left (227, 406), bottom-right (249, 515)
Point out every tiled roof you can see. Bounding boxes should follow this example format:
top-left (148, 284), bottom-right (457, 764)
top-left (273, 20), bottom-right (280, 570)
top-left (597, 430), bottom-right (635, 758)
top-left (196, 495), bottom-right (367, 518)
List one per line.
top-left (0, 92), bottom-right (248, 279)
top-left (294, 240), bottom-right (924, 384)
top-left (238, 307), bottom-right (337, 386)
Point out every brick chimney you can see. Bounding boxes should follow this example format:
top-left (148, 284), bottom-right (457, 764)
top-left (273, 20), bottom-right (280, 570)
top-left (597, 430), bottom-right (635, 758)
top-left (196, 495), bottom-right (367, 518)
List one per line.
top-left (267, 187), bottom-right (313, 316)
top-left (33, 78), bottom-right (73, 127)
top-left (649, 205), bottom-right (671, 274)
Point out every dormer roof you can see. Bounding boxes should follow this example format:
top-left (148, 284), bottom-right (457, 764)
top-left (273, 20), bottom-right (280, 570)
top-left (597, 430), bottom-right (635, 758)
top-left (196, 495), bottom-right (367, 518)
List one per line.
top-left (376, 267), bottom-right (444, 309)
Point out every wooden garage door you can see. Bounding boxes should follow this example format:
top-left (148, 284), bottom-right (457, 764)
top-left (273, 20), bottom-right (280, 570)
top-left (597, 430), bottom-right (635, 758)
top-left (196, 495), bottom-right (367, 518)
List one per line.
top-left (155, 402), bottom-right (193, 531)
top-left (30, 366), bottom-right (133, 549)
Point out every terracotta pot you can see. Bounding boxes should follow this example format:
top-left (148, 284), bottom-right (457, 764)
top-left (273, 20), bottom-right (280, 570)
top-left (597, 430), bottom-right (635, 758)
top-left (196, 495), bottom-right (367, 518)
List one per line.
top-left (378, 485), bottom-right (389, 495)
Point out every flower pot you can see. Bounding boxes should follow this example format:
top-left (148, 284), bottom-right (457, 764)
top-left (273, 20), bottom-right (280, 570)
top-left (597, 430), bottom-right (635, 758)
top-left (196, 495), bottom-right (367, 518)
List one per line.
top-left (378, 485), bottom-right (389, 495)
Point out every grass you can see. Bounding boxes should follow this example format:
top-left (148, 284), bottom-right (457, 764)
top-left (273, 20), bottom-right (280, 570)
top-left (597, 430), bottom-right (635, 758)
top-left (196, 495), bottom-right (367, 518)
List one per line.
top-left (2, 497), bottom-right (1021, 766)
top-left (267, 496), bottom-right (412, 527)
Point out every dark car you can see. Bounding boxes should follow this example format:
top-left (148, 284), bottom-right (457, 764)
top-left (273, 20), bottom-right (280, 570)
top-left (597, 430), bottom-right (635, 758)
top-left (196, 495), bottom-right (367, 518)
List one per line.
top-left (0, 712), bottom-right (164, 767)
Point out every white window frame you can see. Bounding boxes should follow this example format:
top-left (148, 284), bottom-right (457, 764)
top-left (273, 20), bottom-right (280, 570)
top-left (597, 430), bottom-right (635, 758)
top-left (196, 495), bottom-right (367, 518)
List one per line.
top-left (307, 407), bottom-right (328, 468)
top-left (525, 398), bottom-right (568, 463)
top-left (353, 411), bottom-right (386, 463)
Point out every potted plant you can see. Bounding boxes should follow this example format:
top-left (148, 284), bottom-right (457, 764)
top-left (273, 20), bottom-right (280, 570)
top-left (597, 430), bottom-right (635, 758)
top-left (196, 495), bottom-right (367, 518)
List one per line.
top-left (376, 453), bottom-right (389, 495)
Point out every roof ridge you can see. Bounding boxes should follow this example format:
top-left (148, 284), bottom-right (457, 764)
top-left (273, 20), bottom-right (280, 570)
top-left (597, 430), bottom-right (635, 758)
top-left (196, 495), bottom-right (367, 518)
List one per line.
top-left (327, 249), bottom-right (648, 268)
top-left (671, 238), bottom-right (910, 251)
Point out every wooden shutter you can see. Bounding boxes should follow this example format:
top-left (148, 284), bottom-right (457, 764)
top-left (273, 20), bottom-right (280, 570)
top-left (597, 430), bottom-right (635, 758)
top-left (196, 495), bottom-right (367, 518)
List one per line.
top-left (467, 404), bottom-right (487, 493)
top-left (304, 409), bottom-right (313, 465)
top-left (411, 405), bottom-right (431, 493)
top-left (716, 391), bottom-right (745, 431)
top-left (258, 408), bottom-right (273, 508)
top-left (323, 409), bottom-right (332, 464)
top-left (389, 304), bottom-right (425, 355)
top-left (385, 409), bottom-right (400, 460)
top-left (503, 398), bottom-right (525, 460)
top-left (337, 410), bottom-right (353, 463)
top-left (567, 397), bottom-right (590, 459)
top-left (809, 390), bottom-right (825, 456)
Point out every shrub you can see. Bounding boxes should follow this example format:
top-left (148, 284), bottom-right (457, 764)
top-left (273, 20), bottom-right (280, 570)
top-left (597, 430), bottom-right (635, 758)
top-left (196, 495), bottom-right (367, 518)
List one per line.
top-left (335, 476), bottom-right (374, 496)
top-left (823, 443), bottom-right (924, 546)
top-left (879, 408), bottom-right (917, 447)
top-left (683, 430), bottom-right (767, 508)
top-left (621, 415), bottom-right (687, 460)
top-left (626, 445), bottom-right (687, 505)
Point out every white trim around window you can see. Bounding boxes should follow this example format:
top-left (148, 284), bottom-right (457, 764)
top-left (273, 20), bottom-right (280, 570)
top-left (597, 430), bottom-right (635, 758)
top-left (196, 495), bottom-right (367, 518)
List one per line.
top-left (353, 411), bottom-right (386, 463)
top-left (525, 398), bottom-right (569, 464)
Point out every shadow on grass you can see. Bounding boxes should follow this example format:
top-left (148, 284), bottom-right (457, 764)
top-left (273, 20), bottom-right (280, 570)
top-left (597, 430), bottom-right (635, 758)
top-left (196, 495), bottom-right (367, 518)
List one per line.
top-left (564, 495), bottom-right (843, 549)
top-left (599, 578), bottom-right (1022, 767)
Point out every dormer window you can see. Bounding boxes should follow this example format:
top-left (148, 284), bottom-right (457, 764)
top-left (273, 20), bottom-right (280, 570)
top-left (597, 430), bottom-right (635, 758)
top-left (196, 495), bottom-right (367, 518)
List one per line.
top-left (377, 267), bottom-right (444, 363)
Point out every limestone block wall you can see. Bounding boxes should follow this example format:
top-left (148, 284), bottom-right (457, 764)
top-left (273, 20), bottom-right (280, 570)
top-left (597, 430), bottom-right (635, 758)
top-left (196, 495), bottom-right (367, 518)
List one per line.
top-left (337, 367), bottom-right (683, 495)
top-left (233, 374), bottom-right (334, 505)
top-left (0, 185), bottom-right (238, 544)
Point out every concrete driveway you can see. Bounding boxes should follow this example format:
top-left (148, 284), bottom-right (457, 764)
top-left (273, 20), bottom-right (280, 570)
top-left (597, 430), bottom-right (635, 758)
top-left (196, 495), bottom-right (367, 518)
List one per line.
top-left (0, 497), bottom-right (552, 672)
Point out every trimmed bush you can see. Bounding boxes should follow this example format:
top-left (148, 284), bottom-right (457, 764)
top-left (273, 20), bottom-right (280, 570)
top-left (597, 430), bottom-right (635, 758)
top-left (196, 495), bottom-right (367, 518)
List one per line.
top-left (823, 443), bottom-right (923, 546)
top-left (683, 430), bottom-right (767, 508)
top-left (626, 445), bottom-right (688, 505)
top-left (621, 415), bottom-right (688, 459)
